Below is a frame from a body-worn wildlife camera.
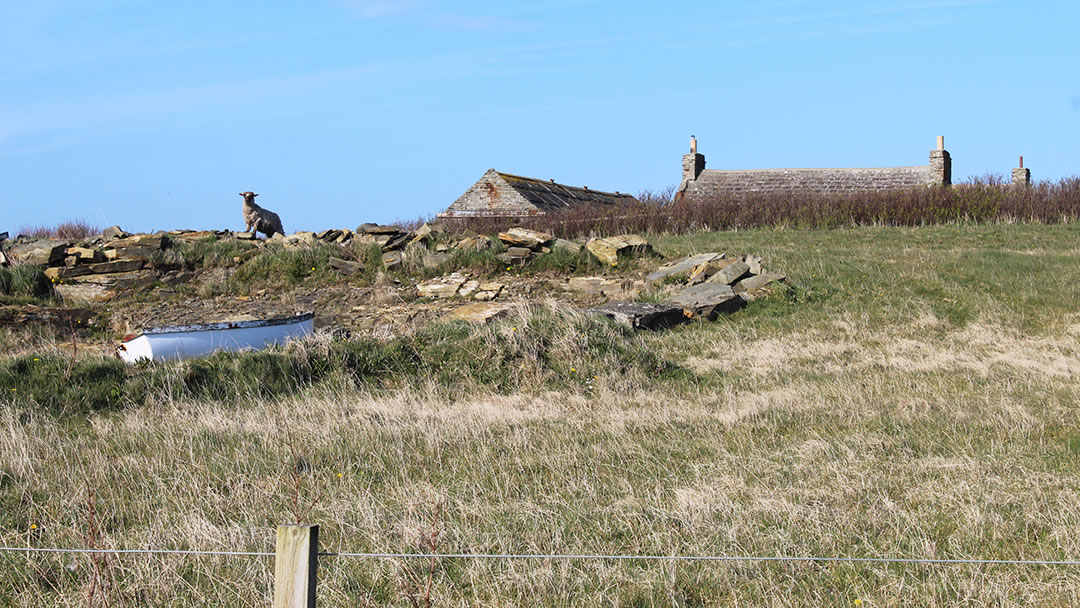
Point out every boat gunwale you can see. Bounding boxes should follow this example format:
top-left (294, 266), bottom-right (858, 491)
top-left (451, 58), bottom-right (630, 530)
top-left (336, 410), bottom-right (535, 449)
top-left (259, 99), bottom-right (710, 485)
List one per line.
top-left (126, 312), bottom-right (315, 340)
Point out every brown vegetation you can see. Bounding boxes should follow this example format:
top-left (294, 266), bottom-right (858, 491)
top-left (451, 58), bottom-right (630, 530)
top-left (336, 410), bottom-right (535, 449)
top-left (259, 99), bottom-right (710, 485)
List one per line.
top-left (16, 219), bottom-right (101, 241)
top-left (443, 177), bottom-right (1080, 239)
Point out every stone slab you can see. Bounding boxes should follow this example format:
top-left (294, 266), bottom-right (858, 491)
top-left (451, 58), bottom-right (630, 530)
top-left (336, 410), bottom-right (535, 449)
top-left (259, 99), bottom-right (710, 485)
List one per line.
top-left (664, 283), bottom-right (743, 319)
top-left (381, 233), bottom-right (410, 251)
top-left (382, 250), bottom-right (404, 271)
top-left (743, 254), bottom-right (764, 275)
top-left (496, 247), bottom-right (532, 263)
top-left (357, 223), bottom-right (404, 235)
top-left (52, 270), bottom-right (157, 303)
top-left (101, 226), bottom-right (128, 240)
top-left (417, 273), bottom-right (468, 298)
top-left (87, 260), bottom-right (145, 274)
top-left (328, 256), bottom-right (363, 275)
top-left (45, 266), bottom-right (92, 280)
top-left (585, 234), bottom-right (653, 266)
top-left (589, 301), bottom-right (687, 330)
top-left (733, 273), bottom-right (786, 300)
top-left (567, 276), bottom-right (617, 294)
top-left (498, 228), bottom-right (553, 250)
top-left (552, 238), bottom-right (582, 254)
top-left (8, 239), bottom-right (70, 266)
top-left (706, 261), bottom-right (751, 286)
top-left (454, 235), bottom-right (493, 251)
top-left (65, 246), bottom-right (98, 261)
top-left (647, 252), bottom-right (722, 283)
top-left (447, 302), bottom-right (512, 324)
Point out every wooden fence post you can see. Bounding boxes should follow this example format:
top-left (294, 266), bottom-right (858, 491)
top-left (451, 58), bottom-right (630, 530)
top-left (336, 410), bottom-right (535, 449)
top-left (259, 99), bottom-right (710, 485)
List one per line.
top-left (274, 524), bottom-right (318, 608)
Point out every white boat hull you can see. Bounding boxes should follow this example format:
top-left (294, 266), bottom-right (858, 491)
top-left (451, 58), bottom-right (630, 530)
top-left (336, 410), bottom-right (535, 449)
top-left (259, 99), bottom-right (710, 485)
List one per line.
top-left (117, 313), bottom-right (314, 363)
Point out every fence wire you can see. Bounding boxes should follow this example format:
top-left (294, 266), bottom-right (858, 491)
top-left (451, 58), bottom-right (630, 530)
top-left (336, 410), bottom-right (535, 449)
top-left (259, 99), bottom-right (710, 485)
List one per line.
top-left (0, 547), bottom-right (271, 557)
top-left (3, 546), bottom-right (1080, 567)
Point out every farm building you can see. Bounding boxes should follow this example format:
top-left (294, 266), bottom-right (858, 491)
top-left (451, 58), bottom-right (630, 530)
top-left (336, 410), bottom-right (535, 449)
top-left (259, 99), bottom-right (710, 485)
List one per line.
top-left (677, 136), bottom-right (953, 201)
top-left (439, 169), bottom-right (639, 218)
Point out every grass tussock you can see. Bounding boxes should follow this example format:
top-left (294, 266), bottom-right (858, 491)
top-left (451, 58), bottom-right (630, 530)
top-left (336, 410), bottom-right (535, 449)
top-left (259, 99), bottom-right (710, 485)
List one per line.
top-left (0, 264), bottom-right (54, 304)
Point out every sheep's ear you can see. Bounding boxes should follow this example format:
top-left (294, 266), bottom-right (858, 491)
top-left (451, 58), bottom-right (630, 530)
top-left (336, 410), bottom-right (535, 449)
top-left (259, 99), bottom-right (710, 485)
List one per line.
top-left (238, 192), bottom-right (244, 197)
top-left (253, 193), bottom-right (259, 197)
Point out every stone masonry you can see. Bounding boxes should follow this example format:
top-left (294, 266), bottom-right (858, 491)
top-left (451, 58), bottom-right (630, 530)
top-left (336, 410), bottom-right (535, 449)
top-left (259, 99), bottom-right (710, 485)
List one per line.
top-left (1012, 157), bottom-right (1031, 187)
top-left (441, 169), bottom-right (638, 218)
top-left (678, 136), bottom-right (952, 200)
top-left (1012, 168), bottom-right (1031, 186)
top-left (442, 169), bottom-right (538, 216)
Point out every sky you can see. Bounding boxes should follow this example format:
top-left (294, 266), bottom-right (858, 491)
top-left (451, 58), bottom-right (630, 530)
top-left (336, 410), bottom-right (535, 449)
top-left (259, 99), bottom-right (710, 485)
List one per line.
top-left (1, 0), bottom-right (1077, 234)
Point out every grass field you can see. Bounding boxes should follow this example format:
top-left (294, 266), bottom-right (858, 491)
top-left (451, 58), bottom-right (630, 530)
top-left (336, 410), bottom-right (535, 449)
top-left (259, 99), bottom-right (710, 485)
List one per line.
top-left (2, 223), bottom-right (1080, 606)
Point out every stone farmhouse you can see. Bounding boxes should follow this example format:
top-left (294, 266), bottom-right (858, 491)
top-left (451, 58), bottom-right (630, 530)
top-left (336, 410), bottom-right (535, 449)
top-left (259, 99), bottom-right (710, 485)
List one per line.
top-left (439, 169), bottom-right (639, 218)
top-left (677, 136), bottom-right (958, 201)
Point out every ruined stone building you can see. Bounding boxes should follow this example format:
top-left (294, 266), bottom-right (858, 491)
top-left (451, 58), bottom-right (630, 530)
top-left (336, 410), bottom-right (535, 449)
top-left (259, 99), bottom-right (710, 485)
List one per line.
top-left (677, 136), bottom-right (954, 201)
top-left (440, 169), bottom-right (639, 218)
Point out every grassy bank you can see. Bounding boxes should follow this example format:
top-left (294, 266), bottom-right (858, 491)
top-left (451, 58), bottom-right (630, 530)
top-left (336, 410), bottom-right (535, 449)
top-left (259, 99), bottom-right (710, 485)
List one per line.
top-left (2, 223), bottom-right (1080, 605)
top-left (0, 302), bottom-right (681, 416)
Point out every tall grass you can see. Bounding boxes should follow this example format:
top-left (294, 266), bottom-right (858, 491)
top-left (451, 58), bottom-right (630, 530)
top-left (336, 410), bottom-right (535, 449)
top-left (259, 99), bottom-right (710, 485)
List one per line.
top-left (0, 265), bottom-right (53, 303)
top-left (15, 220), bottom-right (101, 240)
top-left (443, 177), bottom-right (1080, 238)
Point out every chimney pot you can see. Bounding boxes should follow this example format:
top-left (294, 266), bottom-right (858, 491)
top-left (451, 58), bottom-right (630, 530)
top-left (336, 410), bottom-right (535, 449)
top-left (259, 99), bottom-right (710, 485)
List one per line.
top-left (1019, 155), bottom-right (1024, 168)
top-left (690, 135), bottom-right (697, 154)
top-left (936, 135), bottom-right (944, 151)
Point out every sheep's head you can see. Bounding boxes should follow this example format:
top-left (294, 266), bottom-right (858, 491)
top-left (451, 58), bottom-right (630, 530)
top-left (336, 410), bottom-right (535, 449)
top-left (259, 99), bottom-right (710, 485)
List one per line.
top-left (239, 191), bottom-right (259, 204)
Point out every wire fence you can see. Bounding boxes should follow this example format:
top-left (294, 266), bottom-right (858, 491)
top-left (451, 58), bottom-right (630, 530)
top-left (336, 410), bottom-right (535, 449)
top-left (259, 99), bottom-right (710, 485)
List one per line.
top-left (4, 545), bottom-right (1080, 567)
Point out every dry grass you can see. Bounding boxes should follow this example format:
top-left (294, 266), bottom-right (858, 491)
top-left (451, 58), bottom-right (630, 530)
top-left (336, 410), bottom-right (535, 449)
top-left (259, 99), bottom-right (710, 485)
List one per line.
top-left (2, 223), bottom-right (1080, 605)
top-left (15, 220), bottom-right (101, 241)
top-left (443, 177), bottom-right (1080, 239)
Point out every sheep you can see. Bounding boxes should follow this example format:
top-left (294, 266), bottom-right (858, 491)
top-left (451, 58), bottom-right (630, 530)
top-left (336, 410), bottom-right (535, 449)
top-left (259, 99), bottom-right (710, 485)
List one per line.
top-left (239, 191), bottom-right (284, 238)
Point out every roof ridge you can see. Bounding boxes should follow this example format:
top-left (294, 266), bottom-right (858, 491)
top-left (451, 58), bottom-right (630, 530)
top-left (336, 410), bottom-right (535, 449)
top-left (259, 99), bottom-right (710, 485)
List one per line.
top-left (494, 171), bottom-right (630, 197)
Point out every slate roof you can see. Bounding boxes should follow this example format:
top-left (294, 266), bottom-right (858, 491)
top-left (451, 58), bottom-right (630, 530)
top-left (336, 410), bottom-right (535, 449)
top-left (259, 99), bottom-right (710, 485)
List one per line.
top-left (496, 172), bottom-right (638, 212)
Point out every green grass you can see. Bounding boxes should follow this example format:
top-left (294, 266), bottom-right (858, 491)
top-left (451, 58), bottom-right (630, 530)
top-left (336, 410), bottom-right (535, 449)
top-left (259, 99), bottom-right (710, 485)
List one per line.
top-left (0, 265), bottom-right (53, 301)
top-left (164, 235), bottom-right (259, 269)
top-left (3, 223), bottom-right (1080, 605)
top-left (0, 303), bottom-right (679, 415)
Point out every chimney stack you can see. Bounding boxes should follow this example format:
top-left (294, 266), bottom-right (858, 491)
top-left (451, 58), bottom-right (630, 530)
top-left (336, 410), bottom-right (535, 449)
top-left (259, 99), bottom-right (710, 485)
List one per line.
top-left (682, 135), bottom-right (706, 183)
top-left (1012, 155), bottom-right (1031, 187)
top-left (929, 135), bottom-right (951, 186)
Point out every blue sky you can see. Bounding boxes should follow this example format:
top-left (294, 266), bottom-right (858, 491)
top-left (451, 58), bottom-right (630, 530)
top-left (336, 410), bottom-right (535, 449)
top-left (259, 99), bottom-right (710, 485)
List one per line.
top-left (1, 0), bottom-right (1077, 234)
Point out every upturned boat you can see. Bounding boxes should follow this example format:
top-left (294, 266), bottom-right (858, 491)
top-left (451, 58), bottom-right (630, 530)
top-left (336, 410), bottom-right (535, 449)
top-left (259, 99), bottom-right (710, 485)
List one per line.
top-left (116, 312), bottom-right (314, 363)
